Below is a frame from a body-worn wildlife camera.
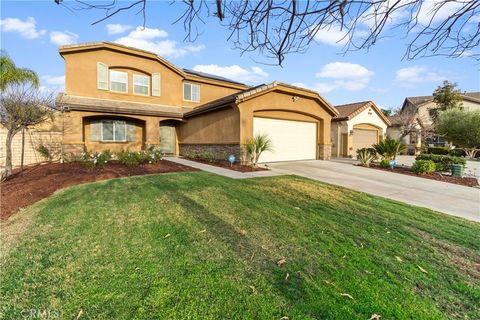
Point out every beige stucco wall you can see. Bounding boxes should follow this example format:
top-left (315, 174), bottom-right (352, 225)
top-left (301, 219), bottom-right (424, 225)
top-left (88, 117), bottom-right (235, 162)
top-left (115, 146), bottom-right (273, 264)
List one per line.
top-left (178, 107), bottom-right (240, 144)
top-left (0, 115), bottom-right (63, 168)
top-left (62, 47), bottom-right (244, 109)
top-left (62, 110), bottom-right (183, 155)
top-left (239, 90), bottom-right (333, 160)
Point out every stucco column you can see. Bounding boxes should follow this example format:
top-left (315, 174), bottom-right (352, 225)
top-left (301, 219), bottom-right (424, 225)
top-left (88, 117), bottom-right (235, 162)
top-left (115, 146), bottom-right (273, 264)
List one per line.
top-left (62, 112), bottom-right (85, 155)
top-left (318, 119), bottom-right (331, 160)
top-left (145, 117), bottom-right (160, 148)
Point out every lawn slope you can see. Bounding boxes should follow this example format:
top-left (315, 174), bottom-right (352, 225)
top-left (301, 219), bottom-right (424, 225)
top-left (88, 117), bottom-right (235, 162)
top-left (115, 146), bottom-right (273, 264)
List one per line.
top-left (1, 172), bottom-right (479, 319)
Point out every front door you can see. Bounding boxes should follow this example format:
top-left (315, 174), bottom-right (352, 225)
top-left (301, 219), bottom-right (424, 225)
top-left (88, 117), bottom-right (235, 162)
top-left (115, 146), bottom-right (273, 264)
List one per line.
top-left (159, 124), bottom-right (175, 154)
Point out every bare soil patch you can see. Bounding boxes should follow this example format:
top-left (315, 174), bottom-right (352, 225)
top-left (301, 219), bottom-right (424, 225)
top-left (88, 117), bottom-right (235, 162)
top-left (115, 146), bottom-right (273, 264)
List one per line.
top-left (0, 160), bottom-right (198, 220)
top-left (360, 164), bottom-right (479, 187)
top-left (184, 157), bottom-right (268, 172)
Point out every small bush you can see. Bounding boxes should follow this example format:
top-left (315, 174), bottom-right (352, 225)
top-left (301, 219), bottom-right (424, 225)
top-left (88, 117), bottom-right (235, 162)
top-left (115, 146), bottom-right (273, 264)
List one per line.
top-left (197, 151), bottom-right (215, 163)
top-left (36, 144), bottom-right (52, 161)
top-left (357, 149), bottom-right (374, 167)
top-left (448, 148), bottom-right (466, 157)
top-left (415, 154), bottom-right (466, 172)
top-left (83, 150), bottom-right (112, 168)
top-left (356, 147), bottom-right (377, 160)
top-left (423, 146), bottom-right (449, 155)
top-left (117, 148), bottom-right (163, 166)
top-left (379, 158), bottom-right (391, 168)
top-left (412, 160), bottom-right (436, 175)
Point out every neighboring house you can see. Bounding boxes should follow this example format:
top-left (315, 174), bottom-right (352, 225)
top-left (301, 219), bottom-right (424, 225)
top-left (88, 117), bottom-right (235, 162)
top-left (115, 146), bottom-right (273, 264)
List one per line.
top-left (387, 92), bottom-right (480, 149)
top-left (0, 112), bottom-right (63, 168)
top-left (57, 42), bottom-right (338, 163)
top-left (331, 101), bottom-right (390, 158)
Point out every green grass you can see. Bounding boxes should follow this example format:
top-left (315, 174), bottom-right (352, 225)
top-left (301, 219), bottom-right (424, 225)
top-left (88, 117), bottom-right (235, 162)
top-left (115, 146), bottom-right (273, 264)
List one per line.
top-left (1, 172), bottom-right (479, 319)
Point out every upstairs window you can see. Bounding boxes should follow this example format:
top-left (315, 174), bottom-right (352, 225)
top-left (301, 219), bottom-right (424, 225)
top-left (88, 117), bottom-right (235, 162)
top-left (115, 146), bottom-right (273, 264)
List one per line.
top-left (110, 70), bottom-right (128, 93)
top-left (133, 74), bottom-right (150, 96)
top-left (183, 83), bottom-right (200, 102)
top-left (102, 120), bottom-right (126, 142)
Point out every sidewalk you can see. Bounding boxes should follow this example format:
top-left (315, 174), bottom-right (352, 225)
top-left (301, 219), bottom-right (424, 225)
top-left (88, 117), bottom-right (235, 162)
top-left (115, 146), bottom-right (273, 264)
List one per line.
top-left (166, 157), bottom-right (285, 179)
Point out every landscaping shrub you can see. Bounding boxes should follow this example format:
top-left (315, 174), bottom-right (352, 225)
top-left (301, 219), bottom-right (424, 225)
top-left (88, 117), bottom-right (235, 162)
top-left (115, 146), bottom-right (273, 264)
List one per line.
top-left (197, 151), bottom-right (216, 163)
top-left (373, 137), bottom-right (406, 160)
top-left (379, 158), bottom-right (391, 168)
top-left (357, 148), bottom-right (374, 167)
top-left (356, 147), bottom-right (377, 160)
top-left (412, 160), bottom-right (436, 175)
top-left (448, 148), bottom-right (466, 157)
top-left (36, 144), bottom-right (52, 161)
top-left (415, 154), bottom-right (466, 172)
top-left (117, 148), bottom-right (162, 166)
top-left (83, 150), bottom-right (112, 168)
top-left (423, 146), bottom-right (450, 155)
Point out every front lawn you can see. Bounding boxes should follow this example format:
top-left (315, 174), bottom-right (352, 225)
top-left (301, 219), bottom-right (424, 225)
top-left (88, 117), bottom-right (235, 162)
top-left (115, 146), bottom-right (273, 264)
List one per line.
top-left (1, 172), bottom-right (479, 319)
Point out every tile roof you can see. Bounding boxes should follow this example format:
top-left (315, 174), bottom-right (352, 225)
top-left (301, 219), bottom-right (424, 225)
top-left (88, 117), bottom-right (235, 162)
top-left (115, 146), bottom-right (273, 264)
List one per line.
top-left (333, 101), bottom-right (391, 125)
top-left (184, 82), bottom-right (338, 118)
top-left (405, 91), bottom-right (480, 107)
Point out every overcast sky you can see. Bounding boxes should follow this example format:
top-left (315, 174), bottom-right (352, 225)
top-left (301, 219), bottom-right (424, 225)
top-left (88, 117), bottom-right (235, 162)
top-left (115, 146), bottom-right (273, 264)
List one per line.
top-left (1, 0), bottom-right (479, 109)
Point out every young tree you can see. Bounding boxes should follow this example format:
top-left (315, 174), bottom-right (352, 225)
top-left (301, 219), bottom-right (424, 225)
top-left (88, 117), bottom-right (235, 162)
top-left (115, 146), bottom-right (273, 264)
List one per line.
top-left (54, 0), bottom-right (480, 65)
top-left (430, 81), bottom-right (463, 122)
top-left (0, 51), bottom-right (39, 90)
top-left (0, 85), bottom-right (55, 179)
top-left (436, 110), bottom-right (480, 159)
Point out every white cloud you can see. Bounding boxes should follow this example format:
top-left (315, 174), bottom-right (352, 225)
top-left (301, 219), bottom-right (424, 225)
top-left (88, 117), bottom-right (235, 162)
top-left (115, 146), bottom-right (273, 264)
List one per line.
top-left (192, 64), bottom-right (269, 84)
top-left (49, 30), bottom-right (78, 46)
top-left (311, 62), bottom-right (375, 93)
top-left (313, 25), bottom-right (350, 47)
top-left (416, 0), bottom-right (464, 26)
top-left (395, 66), bottom-right (444, 87)
top-left (114, 26), bottom-right (204, 58)
top-left (40, 75), bottom-right (65, 93)
top-left (106, 24), bottom-right (132, 35)
top-left (0, 17), bottom-right (46, 39)
top-left (41, 75), bottom-right (65, 86)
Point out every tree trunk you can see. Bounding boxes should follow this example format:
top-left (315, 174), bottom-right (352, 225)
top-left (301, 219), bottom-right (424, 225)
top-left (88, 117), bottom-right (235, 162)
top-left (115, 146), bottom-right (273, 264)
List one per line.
top-left (20, 128), bottom-right (25, 172)
top-left (3, 130), bottom-right (15, 178)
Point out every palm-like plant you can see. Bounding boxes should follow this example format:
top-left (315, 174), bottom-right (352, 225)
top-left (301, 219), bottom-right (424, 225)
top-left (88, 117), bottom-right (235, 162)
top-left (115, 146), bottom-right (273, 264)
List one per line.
top-left (373, 137), bottom-right (406, 160)
top-left (244, 134), bottom-right (273, 166)
top-left (0, 51), bottom-right (39, 91)
top-left (357, 148), bottom-right (374, 167)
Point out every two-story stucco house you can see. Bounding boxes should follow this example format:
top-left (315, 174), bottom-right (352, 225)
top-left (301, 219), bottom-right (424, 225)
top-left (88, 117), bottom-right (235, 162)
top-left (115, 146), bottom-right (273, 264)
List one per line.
top-left (387, 92), bottom-right (480, 150)
top-left (57, 42), bottom-right (338, 162)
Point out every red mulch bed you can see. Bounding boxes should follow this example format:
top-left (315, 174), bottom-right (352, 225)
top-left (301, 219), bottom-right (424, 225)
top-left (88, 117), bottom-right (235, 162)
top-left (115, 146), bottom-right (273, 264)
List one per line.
top-left (362, 164), bottom-right (479, 187)
top-left (0, 160), bottom-right (198, 220)
top-left (184, 157), bottom-right (268, 172)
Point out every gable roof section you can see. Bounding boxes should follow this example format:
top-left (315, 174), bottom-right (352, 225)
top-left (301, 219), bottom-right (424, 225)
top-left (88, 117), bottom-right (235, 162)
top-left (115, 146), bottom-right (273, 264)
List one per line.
top-left (333, 101), bottom-right (391, 125)
top-left (59, 42), bottom-right (248, 90)
top-left (184, 82), bottom-right (338, 118)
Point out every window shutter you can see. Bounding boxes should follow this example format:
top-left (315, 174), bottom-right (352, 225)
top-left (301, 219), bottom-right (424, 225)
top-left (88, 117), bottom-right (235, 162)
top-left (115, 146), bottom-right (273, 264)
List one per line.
top-left (97, 62), bottom-right (108, 90)
top-left (152, 73), bottom-right (161, 96)
top-left (126, 122), bottom-right (136, 141)
top-left (90, 119), bottom-right (102, 141)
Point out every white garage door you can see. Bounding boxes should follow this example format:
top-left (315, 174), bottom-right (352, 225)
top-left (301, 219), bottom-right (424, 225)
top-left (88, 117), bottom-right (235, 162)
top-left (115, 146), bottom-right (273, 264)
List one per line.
top-left (352, 128), bottom-right (378, 154)
top-left (253, 117), bottom-right (317, 163)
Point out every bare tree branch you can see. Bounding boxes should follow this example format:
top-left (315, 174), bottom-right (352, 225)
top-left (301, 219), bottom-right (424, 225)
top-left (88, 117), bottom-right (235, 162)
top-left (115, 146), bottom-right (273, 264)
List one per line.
top-left (55, 0), bottom-right (480, 65)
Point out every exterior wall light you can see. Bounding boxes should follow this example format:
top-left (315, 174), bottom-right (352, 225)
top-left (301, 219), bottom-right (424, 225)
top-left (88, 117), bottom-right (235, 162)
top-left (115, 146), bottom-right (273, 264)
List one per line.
top-left (292, 96), bottom-right (299, 102)
top-left (349, 129), bottom-right (354, 135)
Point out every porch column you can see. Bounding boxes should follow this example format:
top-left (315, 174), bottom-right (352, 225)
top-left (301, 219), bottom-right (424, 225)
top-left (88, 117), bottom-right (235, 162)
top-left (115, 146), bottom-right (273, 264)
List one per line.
top-left (145, 117), bottom-right (160, 148)
top-left (318, 119), bottom-right (331, 160)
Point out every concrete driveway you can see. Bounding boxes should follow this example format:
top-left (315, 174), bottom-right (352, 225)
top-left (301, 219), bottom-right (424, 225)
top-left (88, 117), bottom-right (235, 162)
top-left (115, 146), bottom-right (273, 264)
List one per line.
top-left (270, 160), bottom-right (480, 222)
